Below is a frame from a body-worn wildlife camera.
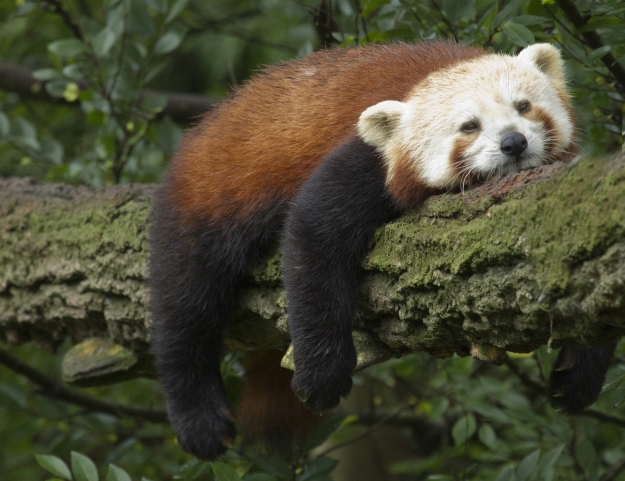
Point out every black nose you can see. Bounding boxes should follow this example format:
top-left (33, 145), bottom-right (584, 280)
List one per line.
top-left (500, 132), bottom-right (528, 157)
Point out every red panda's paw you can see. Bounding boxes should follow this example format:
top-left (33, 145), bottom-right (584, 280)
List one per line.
top-left (291, 362), bottom-right (354, 412)
top-left (548, 343), bottom-right (616, 415)
top-left (171, 406), bottom-right (236, 460)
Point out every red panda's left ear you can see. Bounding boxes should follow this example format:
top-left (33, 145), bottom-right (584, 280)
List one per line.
top-left (357, 100), bottom-right (407, 151)
top-left (518, 43), bottom-right (567, 84)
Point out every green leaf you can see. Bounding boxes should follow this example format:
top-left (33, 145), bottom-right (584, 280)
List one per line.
top-left (107, 465), bottom-right (131, 481)
top-left (305, 413), bottom-right (347, 450)
top-left (45, 79), bottom-right (70, 99)
top-left (502, 22), bottom-right (535, 47)
top-left (516, 449), bottom-right (540, 481)
top-left (612, 380), bottom-right (625, 407)
top-left (0, 112), bottom-right (9, 137)
top-left (212, 462), bottom-right (242, 481)
top-left (13, 118), bottom-right (39, 151)
top-left (87, 110), bottom-right (107, 127)
top-left (298, 457), bottom-right (339, 481)
top-left (32, 68), bottom-right (62, 80)
top-left (0, 382), bottom-right (26, 408)
top-left (478, 423), bottom-right (497, 449)
top-left (493, 0), bottom-right (520, 27)
top-left (48, 38), bottom-right (85, 57)
top-left (243, 475), bottom-right (278, 481)
top-left (537, 444), bottom-right (565, 475)
top-left (35, 455), bottom-right (72, 480)
top-left (576, 439), bottom-right (599, 472)
top-left (255, 454), bottom-right (291, 480)
top-left (361, 0), bottom-right (390, 16)
top-left (63, 82), bottom-right (80, 102)
top-left (154, 29), bottom-right (184, 55)
top-left (577, 17), bottom-right (622, 33)
top-left (165, 0), bottom-right (189, 23)
top-left (494, 465), bottom-right (515, 481)
top-left (62, 63), bottom-right (88, 80)
top-left (92, 27), bottom-right (117, 58)
top-left (511, 15), bottom-right (549, 25)
top-left (127, 1), bottom-right (156, 36)
top-left (442, 0), bottom-right (474, 23)
top-left (174, 459), bottom-right (209, 480)
top-left (72, 451), bottom-right (99, 481)
top-left (452, 414), bottom-right (477, 446)
top-left (602, 366), bottom-right (625, 392)
top-left (587, 46), bottom-right (611, 64)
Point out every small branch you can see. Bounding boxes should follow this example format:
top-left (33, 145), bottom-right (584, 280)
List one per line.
top-left (554, 0), bottom-right (625, 94)
top-left (315, 402), bottom-right (418, 456)
top-left (311, 0), bottom-right (341, 48)
top-left (504, 358), bottom-right (545, 394)
top-left (0, 348), bottom-right (168, 423)
top-left (353, 0), bottom-right (370, 44)
top-left (578, 409), bottom-right (625, 430)
top-left (429, 0), bottom-right (459, 43)
top-left (0, 61), bottom-right (219, 123)
top-left (36, 0), bottom-right (84, 40)
top-left (601, 458), bottom-right (625, 481)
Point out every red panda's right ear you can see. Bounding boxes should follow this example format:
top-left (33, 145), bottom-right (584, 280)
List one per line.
top-left (518, 43), bottom-right (566, 85)
top-left (357, 100), bottom-right (407, 151)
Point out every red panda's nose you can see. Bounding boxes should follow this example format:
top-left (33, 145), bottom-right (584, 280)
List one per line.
top-left (500, 132), bottom-right (528, 157)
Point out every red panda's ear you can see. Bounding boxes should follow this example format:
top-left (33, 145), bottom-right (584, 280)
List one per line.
top-left (518, 43), bottom-right (566, 84)
top-left (357, 100), bottom-right (407, 150)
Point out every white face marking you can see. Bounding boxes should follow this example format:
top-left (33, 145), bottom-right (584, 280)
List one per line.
top-left (357, 44), bottom-right (574, 189)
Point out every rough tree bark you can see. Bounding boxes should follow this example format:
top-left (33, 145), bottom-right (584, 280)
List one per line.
top-left (1, 154), bottom-right (624, 384)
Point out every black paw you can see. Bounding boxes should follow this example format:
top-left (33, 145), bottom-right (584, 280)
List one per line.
top-left (170, 405), bottom-right (236, 460)
top-left (291, 354), bottom-right (355, 411)
top-left (549, 343), bottom-right (616, 415)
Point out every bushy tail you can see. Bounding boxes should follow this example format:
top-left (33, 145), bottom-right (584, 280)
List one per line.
top-left (238, 350), bottom-right (324, 455)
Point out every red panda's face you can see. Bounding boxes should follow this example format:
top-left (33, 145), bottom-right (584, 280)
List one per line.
top-left (357, 43), bottom-right (576, 190)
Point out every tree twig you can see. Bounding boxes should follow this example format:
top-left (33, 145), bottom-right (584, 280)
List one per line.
top-left (0, 348), bottom-right (168, 423)
top-left (578, 409), bottom-right (625, 430)
top-left (553, 0), bottom-right (625, 94)
top-left (504, 358), bottom-right (545, 394)
top-left (36, 0), bottom-right (84, 40)
top-left (600, 458), bottom-right (625, 481)
top-left (0, 61), bottom-right (219, 123)
top-left (315, 401), bottom-right (419, 457)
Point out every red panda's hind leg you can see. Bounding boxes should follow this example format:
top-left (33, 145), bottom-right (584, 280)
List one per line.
top-left (150, 191), bottom-right (286, 459)
top-left (549, 340), bottom-right (618, 414)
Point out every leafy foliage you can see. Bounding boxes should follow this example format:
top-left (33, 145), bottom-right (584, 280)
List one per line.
top-left (0, 1), bottom-right (624, 480)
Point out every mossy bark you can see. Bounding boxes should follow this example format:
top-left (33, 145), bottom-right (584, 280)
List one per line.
top-left (2, 155), bottom-right (624, 379)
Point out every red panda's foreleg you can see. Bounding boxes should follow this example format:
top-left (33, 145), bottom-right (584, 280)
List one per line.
top-left (283, 137), bottom-right (402, 410)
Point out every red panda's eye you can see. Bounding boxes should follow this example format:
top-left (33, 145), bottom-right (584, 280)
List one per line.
top-left (518, 101), bottom-right (531, 113)
top-left (461, 122), bottom-right (479, 133)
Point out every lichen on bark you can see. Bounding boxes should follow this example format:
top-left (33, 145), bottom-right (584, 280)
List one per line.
top-left (1, 154), bottom-right (624, 382)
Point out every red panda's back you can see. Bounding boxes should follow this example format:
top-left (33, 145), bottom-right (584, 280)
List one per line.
top-left (165, 42), bottom-right (485, 224)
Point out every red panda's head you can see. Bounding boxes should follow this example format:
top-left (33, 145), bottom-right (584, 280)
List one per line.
top-left (357, 43), bottom-right (576, 190)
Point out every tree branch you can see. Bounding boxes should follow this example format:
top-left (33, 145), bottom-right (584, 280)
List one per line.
top-left (1, 154), bottom-right (625, 386)
top-left (36, 0), bottom-right (84, 40)
top-left (0, 347), bottom-right (168, 423)
top-left (0, 61), bottom-right (219, 123)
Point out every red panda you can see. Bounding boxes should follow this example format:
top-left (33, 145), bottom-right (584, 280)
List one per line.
top-left (150, 41), bottom-right (615, 461)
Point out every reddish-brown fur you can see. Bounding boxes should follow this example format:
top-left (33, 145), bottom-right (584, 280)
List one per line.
top-left (386, 152), bottom-right (438, 208)
top-left (164, 42), bottom-right (486, 224)
top-left (527, 104), bottom-right (577, 162)
top-left (237, 350), bottom-right (323, 451)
